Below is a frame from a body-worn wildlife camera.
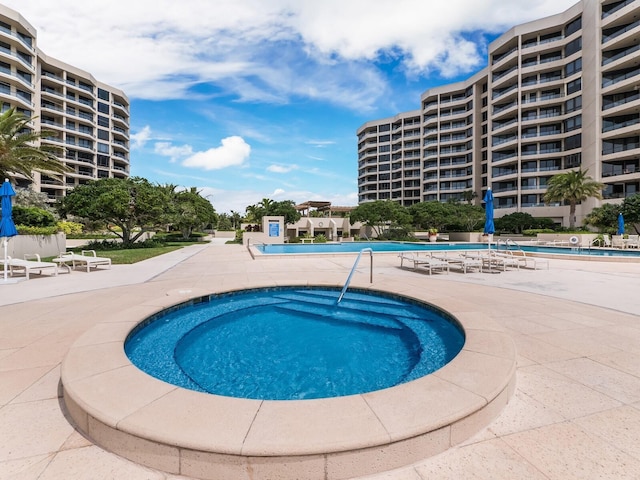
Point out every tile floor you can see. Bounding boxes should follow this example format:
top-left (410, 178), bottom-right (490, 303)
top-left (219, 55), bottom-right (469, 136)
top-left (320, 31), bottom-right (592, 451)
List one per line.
top-left (1, 241), bottom-right (640, 479)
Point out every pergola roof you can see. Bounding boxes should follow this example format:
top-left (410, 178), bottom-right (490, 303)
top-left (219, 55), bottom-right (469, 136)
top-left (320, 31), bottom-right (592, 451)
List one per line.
top-left (295, 201), bottom-right (332, 211)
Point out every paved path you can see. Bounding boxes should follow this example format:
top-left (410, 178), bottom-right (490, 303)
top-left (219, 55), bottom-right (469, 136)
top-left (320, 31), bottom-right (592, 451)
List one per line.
top-left (1, 243), bottom-right (640, 479)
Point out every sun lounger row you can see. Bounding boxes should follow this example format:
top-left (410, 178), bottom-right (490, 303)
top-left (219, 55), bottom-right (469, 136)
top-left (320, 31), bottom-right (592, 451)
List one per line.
top-left (399, 249), bottom-right (549, 275)
top-left (398, 252), bottom-right (450, 275)
top-left (2, 250), bottom-right (112, 280)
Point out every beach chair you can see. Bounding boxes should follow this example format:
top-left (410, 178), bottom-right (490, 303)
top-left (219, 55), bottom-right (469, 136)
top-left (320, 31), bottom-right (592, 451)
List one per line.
top-left (53, 250), bottom-right (112, 272)
top-left (484, 250), bottom-right (520, 271)
top-left (434, 252), bottom-right (482, 273)
top-left (508, 250), bottom-right (549, 270)
top-left (611, 235), bottom-right (625, 248)
top-left (398, 252), bottom-right (449, 275)
top-left (624, 234), bottom-right (639, 248)
top-left (6, 254), bottom-right (59, 280)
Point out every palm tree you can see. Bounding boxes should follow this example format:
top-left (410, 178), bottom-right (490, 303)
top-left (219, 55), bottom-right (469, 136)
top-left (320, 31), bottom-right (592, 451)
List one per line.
top-left (0, 107), bottom-right (67, 180)
top-left (543, 168), bottom-right (604, 229)
top-left (230, 210), bottom-right (242, 229)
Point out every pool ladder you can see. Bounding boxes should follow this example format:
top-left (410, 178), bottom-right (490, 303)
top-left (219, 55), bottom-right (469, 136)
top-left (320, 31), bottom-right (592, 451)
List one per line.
top-left (337, 248), bottom-right (373, 304)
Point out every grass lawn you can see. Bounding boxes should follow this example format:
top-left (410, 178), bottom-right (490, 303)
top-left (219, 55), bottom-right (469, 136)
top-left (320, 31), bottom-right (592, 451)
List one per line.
top-left (90, 246), bottom-right (184, 264)
top-left (44, 244), bottom-right (192, 264)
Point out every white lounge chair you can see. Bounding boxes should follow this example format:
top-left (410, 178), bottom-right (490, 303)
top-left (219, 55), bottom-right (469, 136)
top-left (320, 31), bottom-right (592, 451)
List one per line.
top-left (484, 250), bottom-right (520, 271)
top-left (6, 254), bottom-right (59, 279)
top-left (624, 234), bottom-right (639, 249)
top-left (435, 253), bottom-right (482, 273)
top-left (611, 235), bottom-right (625, 248)
top-left (53, 250), bottom-right (112, 272)
top-left (398, 252), bottom-right (449, 275)
top-left (506, 250), bottom-right (549, 270)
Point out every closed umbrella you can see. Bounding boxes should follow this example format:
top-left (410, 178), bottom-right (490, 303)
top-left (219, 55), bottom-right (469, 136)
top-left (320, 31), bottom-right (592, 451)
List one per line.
top-left (483, 188), bottom-right (495, 236)
top-left (1, 178), bottom-right (18, 284)
top-left (617, 212), bottom-right (625, 236)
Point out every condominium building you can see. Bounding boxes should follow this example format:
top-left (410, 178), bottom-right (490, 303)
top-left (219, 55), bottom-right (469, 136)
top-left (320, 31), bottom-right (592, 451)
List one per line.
top-left (357, 0), bottom-right (640, 226)
top-left (0, 4), bottom-right (130, 201)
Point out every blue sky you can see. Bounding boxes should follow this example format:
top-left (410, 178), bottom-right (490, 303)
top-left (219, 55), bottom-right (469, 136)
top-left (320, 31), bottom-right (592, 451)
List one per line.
top-left (9, 0), bottom-right (578, 213)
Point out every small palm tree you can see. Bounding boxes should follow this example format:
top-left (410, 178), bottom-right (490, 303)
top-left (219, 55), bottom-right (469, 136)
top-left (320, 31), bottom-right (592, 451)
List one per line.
top-left (543, 168), bottom-right (604, 229)
top-left (0, 106), bottom-right (67, 181)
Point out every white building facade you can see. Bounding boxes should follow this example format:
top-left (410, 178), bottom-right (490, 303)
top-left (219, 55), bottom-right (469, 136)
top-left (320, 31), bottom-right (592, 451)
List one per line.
top-left (0, 4), bottom-right (130, 200)
top-left (357, 0), bottom-right (640, 226)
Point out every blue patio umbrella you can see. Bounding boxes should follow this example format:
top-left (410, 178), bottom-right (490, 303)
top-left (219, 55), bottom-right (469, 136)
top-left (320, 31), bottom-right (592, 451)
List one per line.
top-left (1, 178), bottom-right (18, 283)
top-left (483, 188), bottom-right (495, 235)
top-left (617, 212), bottom-right (625, 235)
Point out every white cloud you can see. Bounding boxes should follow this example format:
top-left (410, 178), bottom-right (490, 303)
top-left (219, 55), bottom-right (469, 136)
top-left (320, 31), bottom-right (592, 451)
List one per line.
top-left (131, 125), bottom-right (152, 149)
top-left (7, 0), bottom-right (577, 108)
top-left (267, 164), bottom-right (298, 174)
top-left (194, 185), bottom-right (358, 214)
top-left (154, 142), bottom-right (194, 162)
top-left (306, 140), bottom-right (335, 148)
top-left (182, 136), bottom-right (251, 170)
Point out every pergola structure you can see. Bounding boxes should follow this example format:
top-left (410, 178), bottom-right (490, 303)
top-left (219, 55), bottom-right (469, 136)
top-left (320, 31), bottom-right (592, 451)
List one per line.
top-left (295, 201), bottom-right (355, 218)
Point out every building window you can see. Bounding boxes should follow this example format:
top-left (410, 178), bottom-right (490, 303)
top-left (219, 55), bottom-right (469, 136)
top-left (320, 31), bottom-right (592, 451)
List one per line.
top-left (565, 134), bottom-right (582, 150)
top-left (97, 129), bottom-right (110, 140)
top-left (97, 88), bottom-right (110, 101)
top-left (564, 115), bottom-right (582, 132)
top-left (565, 37), bottom-right (582, 56)
top-left (97, 142), bottom-right (110, 153)
top-left (567, 78), bottom-right (582, 95)
top-left (565, 16), bottom-right (582, 36)
top-left (97, 102), bottom-right (109, 114)
top-left (565, 96), bottom-right (582, 113)
top-left (565, 58), bottom-right (582, 77)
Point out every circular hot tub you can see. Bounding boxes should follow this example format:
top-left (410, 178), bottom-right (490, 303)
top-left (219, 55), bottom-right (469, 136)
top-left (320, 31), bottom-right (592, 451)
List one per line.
top-left (61, 286), bottom-right (516, 480)
top-left (125, 287), bottom-right (465, 400)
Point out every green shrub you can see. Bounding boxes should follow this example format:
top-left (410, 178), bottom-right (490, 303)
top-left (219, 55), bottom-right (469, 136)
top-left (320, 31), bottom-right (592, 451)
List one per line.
top-left (56, 220), bottom-right (83, 235)
top-left (12, 206), bottom-right (56, 227)
top-left (83, 238), bottom-right (167, 250)
top-left (522, 228), bottom-right (557, 236)
top-left (314, 234), bottom-right (327, 243)
top-left (16, 225), bottom-right (58, 235)
top-left (155, 232), bottom-right (207, 242)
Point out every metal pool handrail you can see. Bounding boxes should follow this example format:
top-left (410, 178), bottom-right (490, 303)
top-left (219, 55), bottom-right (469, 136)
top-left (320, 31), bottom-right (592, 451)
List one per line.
top-left (337, 248), bottom-right (373, 304)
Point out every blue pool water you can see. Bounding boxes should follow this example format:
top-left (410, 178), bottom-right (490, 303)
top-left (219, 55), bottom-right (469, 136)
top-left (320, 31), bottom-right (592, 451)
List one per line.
top-left (125, 287), bottom-right (465, 400)
top-left (256, 241), bottom-right (640, 257)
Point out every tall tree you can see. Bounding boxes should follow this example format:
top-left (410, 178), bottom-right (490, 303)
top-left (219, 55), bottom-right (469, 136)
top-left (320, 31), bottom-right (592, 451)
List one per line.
top-left (543, 169), bottom-right (604, 229)
top-left (171, 188), bottom-right (218, 239)
top-left (0, 107), bottom-right (67, 180)
top-left (59, 177), bottom-right (171, 246)
top-left (621, 193), bottom-right (640, 234)
top-left (350, 200), bottom-right (411, 237)
top-left (583, 203), bottom-right (621, 233)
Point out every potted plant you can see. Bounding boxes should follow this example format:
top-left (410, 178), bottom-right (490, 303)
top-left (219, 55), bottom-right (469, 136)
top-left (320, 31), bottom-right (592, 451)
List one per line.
top-left (428, 228), bottom-right (438, 242)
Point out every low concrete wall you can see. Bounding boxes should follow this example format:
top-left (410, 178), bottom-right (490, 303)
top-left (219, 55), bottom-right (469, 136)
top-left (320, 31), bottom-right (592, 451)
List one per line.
top-left (448, 232), bottom-right (485, 242)
top-left (5, 233), bottom-right (66, 259)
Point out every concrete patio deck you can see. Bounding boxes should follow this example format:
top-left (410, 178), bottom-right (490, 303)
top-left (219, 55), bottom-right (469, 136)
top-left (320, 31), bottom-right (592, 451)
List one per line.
top-left (2, 240), bottom-right (640, 479)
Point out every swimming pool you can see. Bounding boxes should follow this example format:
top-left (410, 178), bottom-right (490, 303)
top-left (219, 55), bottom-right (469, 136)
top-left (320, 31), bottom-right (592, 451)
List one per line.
top-left (255, 241), bottom-right (640, 257)
top-left (125, 287), bottom-right (465, 400)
